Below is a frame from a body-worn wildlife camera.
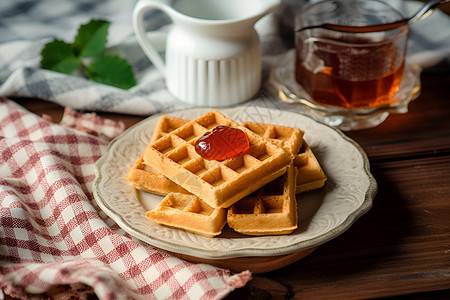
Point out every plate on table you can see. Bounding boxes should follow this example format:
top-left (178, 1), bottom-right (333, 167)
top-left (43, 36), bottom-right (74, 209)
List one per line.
top-left (93, 106), bottom-right (377, 272)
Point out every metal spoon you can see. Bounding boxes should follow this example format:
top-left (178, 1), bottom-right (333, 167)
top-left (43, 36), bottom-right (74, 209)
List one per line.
top-left (296, 0), bottom-right (450, 33)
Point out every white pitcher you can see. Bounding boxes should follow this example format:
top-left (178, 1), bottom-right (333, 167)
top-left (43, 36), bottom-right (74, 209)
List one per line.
top-left (133, 0), bottom-right (280, 106)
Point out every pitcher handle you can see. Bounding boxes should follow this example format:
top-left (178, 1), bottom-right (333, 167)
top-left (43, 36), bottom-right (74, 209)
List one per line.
top-left (133, 0), bottom-right (171, 76)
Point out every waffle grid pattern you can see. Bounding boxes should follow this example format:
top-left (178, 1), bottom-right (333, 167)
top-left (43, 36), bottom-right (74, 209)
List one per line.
top-left (293, 141), bottom-right (327, 194)
top-left (227, 164), bottom-right (298, 235)
top-left (241, 121), bottom-right (304, 156)
top-left (143, 111), bottom-right (291, 208)
top-left (146, 193), bottom-right (227, 237)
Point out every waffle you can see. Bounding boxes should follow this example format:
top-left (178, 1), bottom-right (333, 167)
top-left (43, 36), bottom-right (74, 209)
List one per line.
top-left (145, 193), bottom-right (227, 237)
top-left (127, 116), bottom-right (326, 196)
top-left (227, 163), bottom-right (298, 235)
top-left (294, 141), bottom-right (327, 194)
top-left (125, 116), bottom-right (189, 195)
top-left (241, 121), bottom-right (304, 156)
top-left (125, 155), bottom-right (188, 195)
top-left (143, 111), bottom-right (292, 208)
top-left (148, 115), bottom-right (189, 143)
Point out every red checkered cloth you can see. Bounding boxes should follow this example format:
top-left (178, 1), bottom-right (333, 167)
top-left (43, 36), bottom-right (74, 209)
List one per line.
top-left (0, 98), bottom-right (251, 299)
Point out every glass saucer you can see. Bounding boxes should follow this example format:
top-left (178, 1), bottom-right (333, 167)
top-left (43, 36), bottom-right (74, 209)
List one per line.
top-left (266, 49), bottom-right (422, 131)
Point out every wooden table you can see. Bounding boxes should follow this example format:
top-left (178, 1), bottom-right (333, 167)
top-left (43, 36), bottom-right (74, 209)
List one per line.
top-left (9, 67), bottom-right (450, 299)
top-left (8, 2), bottom-right (450, 295)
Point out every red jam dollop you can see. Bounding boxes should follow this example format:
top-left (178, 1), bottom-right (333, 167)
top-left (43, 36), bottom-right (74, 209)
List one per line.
top-left (195, 125), bottom-right (250, 161)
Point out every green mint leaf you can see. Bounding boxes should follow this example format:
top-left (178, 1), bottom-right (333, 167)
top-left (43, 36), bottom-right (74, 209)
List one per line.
top-left (85, 55), bottom-right (136, 89)
top-left (73, 19), bottom-right (110, 58)
top-left (40, 39), bottom-right (79, 74)
top-left (40, 18), bottom-right (138, 90)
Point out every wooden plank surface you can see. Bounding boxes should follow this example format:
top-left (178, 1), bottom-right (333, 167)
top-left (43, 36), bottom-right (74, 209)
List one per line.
top-left (4, 2), bottom-right (450, 299)
top-left (347, 73), bottom-right (450, 161)
top-left (253, 156), bottom-right (450, 299)
top-left (7, 51), bottom-right (450, 300)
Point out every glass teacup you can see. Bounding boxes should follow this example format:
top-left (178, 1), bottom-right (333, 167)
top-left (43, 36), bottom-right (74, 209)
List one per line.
top-left (295, 0), bottom-right (410, 109)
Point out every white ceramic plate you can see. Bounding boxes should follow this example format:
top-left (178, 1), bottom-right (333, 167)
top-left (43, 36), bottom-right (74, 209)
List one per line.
top-left (93, 106), bottom-right (376, 259)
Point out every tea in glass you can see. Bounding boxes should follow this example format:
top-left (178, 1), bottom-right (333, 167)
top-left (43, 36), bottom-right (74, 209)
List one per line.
top-left (295, 0), bottom-right (409, 109)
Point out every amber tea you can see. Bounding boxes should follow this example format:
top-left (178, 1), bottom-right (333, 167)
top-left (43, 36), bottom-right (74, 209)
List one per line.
top-left (295, 0), bottom-right (410, 109)
top-left (295, 35), bottom-right (408, 108)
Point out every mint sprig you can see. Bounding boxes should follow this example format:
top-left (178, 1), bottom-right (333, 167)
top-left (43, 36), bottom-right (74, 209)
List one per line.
top-left (41, 19), bottom-right (136, 89)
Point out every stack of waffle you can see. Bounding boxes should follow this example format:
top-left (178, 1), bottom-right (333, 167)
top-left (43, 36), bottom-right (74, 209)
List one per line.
top-left (125, 111), bottom-right (326, 237)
